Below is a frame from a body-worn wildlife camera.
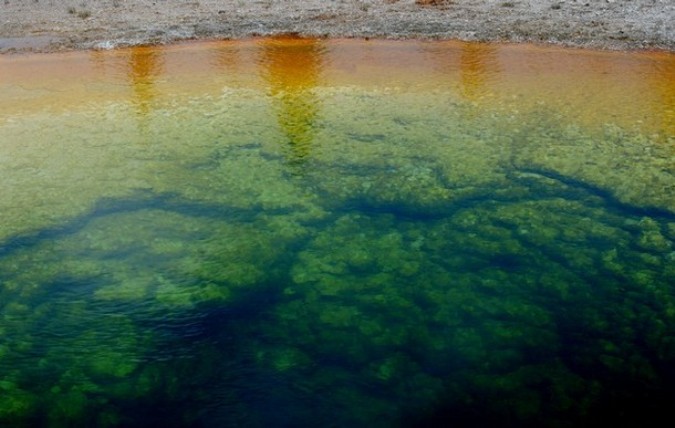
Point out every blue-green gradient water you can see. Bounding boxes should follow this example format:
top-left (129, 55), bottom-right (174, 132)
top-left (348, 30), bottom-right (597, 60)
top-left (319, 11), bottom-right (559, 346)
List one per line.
top-left (1, 39), bottom-right (674, 427)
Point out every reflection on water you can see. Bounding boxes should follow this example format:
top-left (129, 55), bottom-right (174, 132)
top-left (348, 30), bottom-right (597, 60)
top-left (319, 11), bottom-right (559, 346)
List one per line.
top-left (128, 47), bottom-right (164, 121)
top-left (458, 43), bottom-right (498, 102)
top-left (259, 37), bottom-right (325, 166)
top-left (650, 58), bottom-right (675, 137)
top-left (0, 39), bottom-right (674, 427)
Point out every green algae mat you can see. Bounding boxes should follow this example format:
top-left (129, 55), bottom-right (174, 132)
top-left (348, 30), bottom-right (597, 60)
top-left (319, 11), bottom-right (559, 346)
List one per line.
top-left (1, 38), bottom-right (674, 426)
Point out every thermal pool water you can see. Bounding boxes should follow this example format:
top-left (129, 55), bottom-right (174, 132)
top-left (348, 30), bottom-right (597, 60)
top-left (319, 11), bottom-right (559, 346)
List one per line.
top-left (0, 38), bottom-right (674, 426)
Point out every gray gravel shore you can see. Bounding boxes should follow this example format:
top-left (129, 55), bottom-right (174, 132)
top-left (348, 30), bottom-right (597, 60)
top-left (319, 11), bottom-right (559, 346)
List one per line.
top-left (1, 0), bottom-right (674, 53)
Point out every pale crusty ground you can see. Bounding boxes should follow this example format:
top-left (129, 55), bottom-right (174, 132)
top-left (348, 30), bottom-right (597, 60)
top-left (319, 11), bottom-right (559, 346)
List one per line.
top-left (0, 0), bottom-right (673, 53)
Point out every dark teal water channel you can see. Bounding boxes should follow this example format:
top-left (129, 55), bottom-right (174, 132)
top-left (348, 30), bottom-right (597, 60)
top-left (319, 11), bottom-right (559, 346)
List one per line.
top-left (1, 39), bottom-right (674, 426)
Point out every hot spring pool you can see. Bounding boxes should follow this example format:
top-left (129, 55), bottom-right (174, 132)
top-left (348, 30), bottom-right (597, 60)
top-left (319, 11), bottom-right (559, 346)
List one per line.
top-left (0, 38), bottom-right (674, 426)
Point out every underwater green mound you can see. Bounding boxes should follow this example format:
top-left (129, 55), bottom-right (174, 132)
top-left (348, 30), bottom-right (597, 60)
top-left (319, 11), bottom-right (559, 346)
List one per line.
top-left (0, 164), bottom-right (673, 426)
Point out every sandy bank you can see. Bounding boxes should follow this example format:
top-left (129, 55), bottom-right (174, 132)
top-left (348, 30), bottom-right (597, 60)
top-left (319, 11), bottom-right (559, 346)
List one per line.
top-left (1, 0), bottom-right (673, 53)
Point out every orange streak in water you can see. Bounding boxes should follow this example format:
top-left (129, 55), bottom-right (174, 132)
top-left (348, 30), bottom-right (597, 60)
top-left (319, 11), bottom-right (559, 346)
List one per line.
top-left (1, 38), bottom-right (673, 136)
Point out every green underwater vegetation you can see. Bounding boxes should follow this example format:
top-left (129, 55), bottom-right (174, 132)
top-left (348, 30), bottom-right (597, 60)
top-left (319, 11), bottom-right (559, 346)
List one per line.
top-left (0, 41), bottom-right (674, 426)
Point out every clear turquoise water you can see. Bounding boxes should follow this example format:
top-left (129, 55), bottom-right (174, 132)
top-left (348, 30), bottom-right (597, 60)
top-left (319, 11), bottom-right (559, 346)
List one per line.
top-left (0, 39), bottom-right (674, 427)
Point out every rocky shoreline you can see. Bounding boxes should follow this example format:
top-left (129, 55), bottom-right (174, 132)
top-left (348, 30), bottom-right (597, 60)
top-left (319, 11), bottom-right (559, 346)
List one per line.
top-left (1, 0), bottom-right (674, 53)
